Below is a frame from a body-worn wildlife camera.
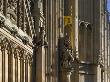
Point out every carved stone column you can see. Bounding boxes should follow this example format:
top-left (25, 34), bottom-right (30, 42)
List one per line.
top-left (59, 36), bottom-right (74, 82)
top-left (31, 1), bottom-right (40, 82)
top-left (33, 25), bottom-right (47, 82)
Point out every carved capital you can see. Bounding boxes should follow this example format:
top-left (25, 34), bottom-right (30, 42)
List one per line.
top-left (28, 54), bottom-right (33, 66)
top-left (0, 35), bottom-right (6, 51)
top-left (14, 49), bottom-right (19, 59)
top-left (18, 49), bottom-right (25, 60)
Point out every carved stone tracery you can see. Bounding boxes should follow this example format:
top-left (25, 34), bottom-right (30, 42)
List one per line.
top-left (7, 0), bottom-right (17, 22)
top-left (0, 0), bottom-right (34, 81)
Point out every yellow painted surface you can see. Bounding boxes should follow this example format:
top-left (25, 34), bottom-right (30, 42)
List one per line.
top-left (64, 16), bottom-right (72, 26)
top-left (64, 16), bottom-right (74, 49)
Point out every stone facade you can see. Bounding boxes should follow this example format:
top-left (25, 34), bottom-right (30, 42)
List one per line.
top-left (0, 0), bottom-right (34, 82)
top-left (0, 0), bottom-right (110, 82)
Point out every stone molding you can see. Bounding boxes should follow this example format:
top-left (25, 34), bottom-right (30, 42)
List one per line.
top-left (0, 12), bottom-right (33, 46)
top-left (0, 34), bottom-right (32, 64)
top-left (0, 30), bottom-right (32, 54)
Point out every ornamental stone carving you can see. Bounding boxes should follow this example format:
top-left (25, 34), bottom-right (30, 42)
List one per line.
top-left (61, 49), bottom-right (74, 71)
top-left (10, 26), bottom-right (18, 35)
top-left (7, 0), bottom-right (17, 21)
top-left (60, 35), bottom-right (74, 71)
top-left (28, 54), bottom-right (32, 65)
top-left (22, 36), bottom-right (29, 44)
top-left (0, 16), bottom-right (5, 24)
top-left (18, 49), bottom-right (24, 60)
top-left (59, 33), bottom-right (75, 82)
top-left (14, 49), bottom-right (19, 59)
top-left (36, 26), bottom-right (48, 47)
